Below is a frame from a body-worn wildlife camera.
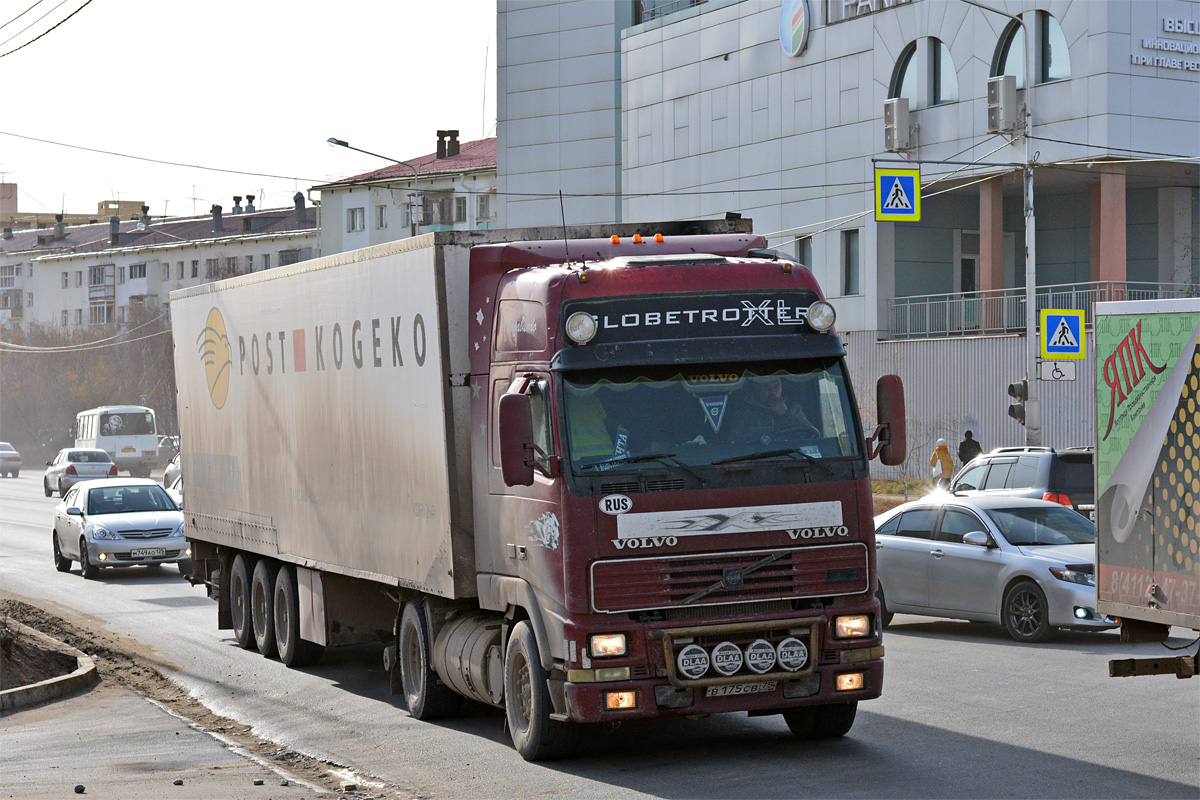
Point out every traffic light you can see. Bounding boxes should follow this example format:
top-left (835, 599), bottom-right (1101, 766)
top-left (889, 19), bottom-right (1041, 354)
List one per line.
top-left (1007, 379), bottom-right (1028, 425)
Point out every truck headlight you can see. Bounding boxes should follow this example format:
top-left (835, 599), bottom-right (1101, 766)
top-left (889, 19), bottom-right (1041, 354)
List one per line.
top-left (1050, 567), bottom-right (1095, 586)
top-left (590, 633), bottom-right (627, 657)
top-left (565, 312), bottom-right (598, 344)
top-left (806, 300), bottom-right (836, 332)
top-left (833, 615), bottom-right (870, 639)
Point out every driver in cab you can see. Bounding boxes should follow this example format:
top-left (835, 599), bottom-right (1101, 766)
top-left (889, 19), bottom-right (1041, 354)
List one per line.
top-left (726, 376), bottom-right (816, 444)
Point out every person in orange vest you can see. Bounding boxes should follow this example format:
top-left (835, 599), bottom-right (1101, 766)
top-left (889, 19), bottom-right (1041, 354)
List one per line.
top-left (929, 438), bottom-right (953, 489)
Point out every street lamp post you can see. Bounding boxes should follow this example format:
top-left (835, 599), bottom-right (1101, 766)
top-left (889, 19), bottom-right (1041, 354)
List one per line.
top-left (327, 138), bottom-right (422, 237)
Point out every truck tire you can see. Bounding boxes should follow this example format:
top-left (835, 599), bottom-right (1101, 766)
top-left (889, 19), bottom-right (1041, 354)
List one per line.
top-left (251, 559), bottom-right (280, 658)
top-left (273, 565), bottom-right (325, 667)
top-left (399, 601), bottom-right (461, 719)
top-left (229, 554), bottom-right (256, 649)
top-left (783, 701), bottom-right (858, 739)
top-left (503, 620), bottom-right (578, 761)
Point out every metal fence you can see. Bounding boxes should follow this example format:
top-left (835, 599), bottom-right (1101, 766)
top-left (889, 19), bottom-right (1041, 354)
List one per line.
top-left (880, 281), bottom-right (1195, 340)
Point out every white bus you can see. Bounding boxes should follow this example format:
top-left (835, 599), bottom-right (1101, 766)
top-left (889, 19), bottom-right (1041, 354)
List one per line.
top-left (75, 405), bottom-right (159, 477)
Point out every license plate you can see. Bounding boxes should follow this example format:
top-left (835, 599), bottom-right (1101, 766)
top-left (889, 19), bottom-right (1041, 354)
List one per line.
top-left (122, 447), bottom-right (136, 453)
top-left (131, 548), bottom-right (166, 558)
top-left (706, 681), bottom-right (777, 698)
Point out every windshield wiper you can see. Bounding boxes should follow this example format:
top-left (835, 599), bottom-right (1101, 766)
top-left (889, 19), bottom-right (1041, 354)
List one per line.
top-left (580, 452), bottom-right (707, 485)
top-left (711, 448), bottom-right (834, 475)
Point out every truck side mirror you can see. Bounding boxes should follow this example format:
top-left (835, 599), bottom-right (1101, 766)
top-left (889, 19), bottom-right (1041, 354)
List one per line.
top-left (869, 374), bottom-right (907, 466)
top-left (498, 393), bottom-right (535, 487)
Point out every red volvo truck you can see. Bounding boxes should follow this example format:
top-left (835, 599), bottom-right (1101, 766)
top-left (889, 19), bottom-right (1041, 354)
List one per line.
top-left (170, 221), bottom-right (906, 759)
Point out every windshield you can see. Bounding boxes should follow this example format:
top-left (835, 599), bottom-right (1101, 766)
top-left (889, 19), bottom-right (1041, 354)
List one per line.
top-left (87, 484), bottom-right (178, 514)
top-left (99, 411), bottom-right (156, 437)
top-left (563, 359), bottom-right (862, 474)
top-left (985, 506), bottom-right (1095, 546)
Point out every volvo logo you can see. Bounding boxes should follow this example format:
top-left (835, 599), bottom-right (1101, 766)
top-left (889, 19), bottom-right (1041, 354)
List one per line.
top-left (198, 307), bottom-right (232, 409)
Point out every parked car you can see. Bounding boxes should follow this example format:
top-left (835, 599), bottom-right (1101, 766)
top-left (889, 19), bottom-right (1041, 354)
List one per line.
top-left (51, 478), bottom-right (191, 578)
top-left (949, 446), bottom-right (1095, 519)
top-left (162, 452), bottom-right (181, 488)
top-left (874, 494), bottom-right (1118, 643)
top-left (0, 441), bottom-right (21, 477)
top-left (44, 448), bottom-right (118, 497)
top-left (158, 435), bottom-right (180, 465)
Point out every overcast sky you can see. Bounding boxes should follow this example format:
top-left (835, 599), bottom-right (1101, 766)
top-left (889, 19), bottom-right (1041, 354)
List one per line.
top-left (0, 0), bottom-right (497, 219)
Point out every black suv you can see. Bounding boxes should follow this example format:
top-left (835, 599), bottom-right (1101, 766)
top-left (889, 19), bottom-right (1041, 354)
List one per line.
top-left (949, 446), bottom-right (1095, 519)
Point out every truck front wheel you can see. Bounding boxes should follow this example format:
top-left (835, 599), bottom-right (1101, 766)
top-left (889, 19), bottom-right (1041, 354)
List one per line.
top-left (783, 701), bottom-right (858, 739)
top-left (399, 601), bottom-right (460, 719)
top-left (503, 620), bottom-right (577, 761)
top-left (229, 554), bottom-right (255, 649)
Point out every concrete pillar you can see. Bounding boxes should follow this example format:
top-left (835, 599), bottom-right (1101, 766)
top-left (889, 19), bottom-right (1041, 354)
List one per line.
top-left (980, 177), bottom-right (1004, 292)
top-left (1092, 164), bottom-right (1127, 298)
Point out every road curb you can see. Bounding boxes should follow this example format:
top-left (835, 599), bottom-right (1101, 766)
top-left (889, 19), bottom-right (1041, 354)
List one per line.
top-left (0, 620), bottom-right (99, 713)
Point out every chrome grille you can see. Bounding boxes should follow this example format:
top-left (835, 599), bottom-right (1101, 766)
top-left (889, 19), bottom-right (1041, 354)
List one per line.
top-left (120, 529), bottom-right (174, 540)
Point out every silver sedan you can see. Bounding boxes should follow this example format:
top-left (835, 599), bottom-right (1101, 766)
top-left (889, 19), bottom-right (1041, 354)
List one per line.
top-left (51, 478), bottom-right (191, 578)
top-left (43, 448), bottom-right (118, 497)
top-left (874, 495), bottom-right (1118, 643)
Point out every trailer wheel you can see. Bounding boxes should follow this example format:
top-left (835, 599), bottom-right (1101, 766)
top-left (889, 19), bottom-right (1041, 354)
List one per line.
top-left (399, 601), bottom-right (460, 719)
top-left (273, 564), bottom-right (325, 667)
top-left (229, 554), bottom-right (256, 649)
top-left (251, 559), bottom-right (280, 658)
top-left (783, 701), bottom-right (858, 739)
top-left (503, 620), bottom-right (578, 761)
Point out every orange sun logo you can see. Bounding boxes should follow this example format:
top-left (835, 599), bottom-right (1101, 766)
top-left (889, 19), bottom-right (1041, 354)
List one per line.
top-left (198, 307), bottom-right (232, 409)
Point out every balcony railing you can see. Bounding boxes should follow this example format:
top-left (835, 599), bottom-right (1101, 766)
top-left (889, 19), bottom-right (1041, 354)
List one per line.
top-left (879, 281), bottom-right (1196, 340)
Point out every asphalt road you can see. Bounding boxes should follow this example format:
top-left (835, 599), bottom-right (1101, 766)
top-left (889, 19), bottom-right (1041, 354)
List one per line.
top-left (1, 470), bottom-right (1197, 799)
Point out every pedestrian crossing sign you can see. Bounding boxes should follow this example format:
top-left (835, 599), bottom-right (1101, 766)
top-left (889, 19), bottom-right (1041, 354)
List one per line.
top-left (875, 168), bottom-right (921, 221)
top-left (1040, 309), bottom-right (1086, 360)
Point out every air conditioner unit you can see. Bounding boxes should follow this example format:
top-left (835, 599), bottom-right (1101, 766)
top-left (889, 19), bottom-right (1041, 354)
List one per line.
top-left (987, 75), bottom-right (1017, 133)
top-left (884, 98), bottom-right (910, 151)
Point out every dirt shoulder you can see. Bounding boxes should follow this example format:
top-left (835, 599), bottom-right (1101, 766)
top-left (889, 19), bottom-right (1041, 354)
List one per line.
top-left (0, 590), bottom-right (419, 799)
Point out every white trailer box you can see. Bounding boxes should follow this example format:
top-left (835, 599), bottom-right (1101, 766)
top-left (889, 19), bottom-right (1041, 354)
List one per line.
top-left (171, 235), bottom-right (476, 598)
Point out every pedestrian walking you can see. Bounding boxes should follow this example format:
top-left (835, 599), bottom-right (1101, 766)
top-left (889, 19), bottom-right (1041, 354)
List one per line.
top-left (958, 430), bottom-right (983, 465)
top-left (930, 438), bottom-right (953, 489)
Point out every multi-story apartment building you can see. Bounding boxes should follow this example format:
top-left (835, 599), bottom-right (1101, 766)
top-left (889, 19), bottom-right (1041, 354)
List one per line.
top-left (315, 130), bottom-right (497, 255)
top-left (0, 195), bottom-right (316, 333)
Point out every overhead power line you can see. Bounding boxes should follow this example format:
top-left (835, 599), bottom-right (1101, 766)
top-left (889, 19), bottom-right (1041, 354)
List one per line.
top-left (0, 0), bottom-right (93, 60)
top-left (0, 0), bottom-right (52, 34)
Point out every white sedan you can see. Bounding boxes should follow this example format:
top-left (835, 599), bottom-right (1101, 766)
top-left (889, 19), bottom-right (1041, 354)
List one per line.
top-left (52, 478), bottom-right (192, 578)
top-left (874, 495), bottom-right (1118, 643)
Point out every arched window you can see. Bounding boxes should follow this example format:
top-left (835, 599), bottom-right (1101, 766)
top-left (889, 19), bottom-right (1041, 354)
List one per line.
top-left (891, 42), bottom-right (918, 105)
top-left (994, 20), bottom-right (1025, 89)
top-left (932, 39), bottom-right (959, 105)
top-left (1040, 12), bottom-right (1071, 82)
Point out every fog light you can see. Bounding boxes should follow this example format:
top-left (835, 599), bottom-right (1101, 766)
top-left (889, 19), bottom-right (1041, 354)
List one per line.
top-left (834, 615), bottom-right (870, 639)
top-left (98, 553), bottom-right (108, 562)
top-left (1074, 606), bottom-right (1092, 620)
top-left (590, 632), bottom-right (627, 657)
top-left (565, 312), bottom-right (598, 344)
top-left (184, 547), bottom-right (193, 558)
top-left (835, 672), bottom-right (864, 692)
top-left (604, 690), bottom-right (639, 711)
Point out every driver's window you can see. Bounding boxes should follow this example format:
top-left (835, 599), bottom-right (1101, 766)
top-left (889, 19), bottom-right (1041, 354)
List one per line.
top-left (938, 509), bottom-right (983, 544)
top-left (953, 463), bottom-right (987, 491)
top-left (528, 379), bottom-right (554, 471)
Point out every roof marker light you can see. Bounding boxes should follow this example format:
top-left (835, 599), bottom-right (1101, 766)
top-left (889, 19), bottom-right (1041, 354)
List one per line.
top-left (611, 235), bottom-right (620, 244)
top-left (633, 234), bottom-right (643, 243)
top-left (655, 233), bottom-right (664, 242)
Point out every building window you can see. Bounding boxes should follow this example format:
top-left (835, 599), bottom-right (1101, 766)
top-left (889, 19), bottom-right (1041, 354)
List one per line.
top-left (347, 207), bottom-right (365, 232)
top-left (130, 263), bottom-right (146, 279)
top-left (0, 265), bottom-right (13, 288)
top-left (161, 263), bottom-right (170, 281)
top-left (177, 261), bottom-right (184, 280)
top-left (263, 254), bottom-right (271, 270)
top-left (74, 309), bottom-right (82, 325)
top-left (376, 204), bottom-right (388, 229)
top-left (225, 257), bottom-right (238, 273)
top-left (796, 236), bottom-right (812, 267)
top-left (116, 305), bottom-right (125, 323)
top-left (477, 194), bottom-right (491, 220)
top-left (62, 271), bottom-right (68, 288)
top-left (405, 203), bottom-right (415, 227)
top-left (932, 39), bottom-right (958, 105)
top-left (279, 250), bottom-right (300, 266)
top-left (191, 260), bottom-right (199, 278)
top-left (455, 196), bottom-right (467, 223)
top-left (842, 230), bottom-right (860, 296)
top-left (89, 304), bottom-right (112, 325)
top-left (75, 270), bottom-right (83, 287)
top-left (246, 255), bottom-right (254, 272)
top-left (61, 310), bottom-right (68, 326)
top-left (205, 258), bottom-right (218, 278)
top-left (890, 42), bottom-right (918, 104)
top-left (27, 292), bottom-right (32, 307)
top-left (994, 20), bottom-right (1025, 89)
top-left (1040, 12), bottom-right (1070, 83)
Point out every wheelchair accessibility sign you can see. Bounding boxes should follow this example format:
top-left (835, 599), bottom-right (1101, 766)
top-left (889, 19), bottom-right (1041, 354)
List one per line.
top-left (875, 168), bottom-right (921, 221)
top-left (1040, 309), bottom-right (1086, 360)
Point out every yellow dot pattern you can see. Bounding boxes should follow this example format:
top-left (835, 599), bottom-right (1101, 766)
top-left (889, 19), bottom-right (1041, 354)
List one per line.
top-left (1150, 345), bottom-right (1200, 579)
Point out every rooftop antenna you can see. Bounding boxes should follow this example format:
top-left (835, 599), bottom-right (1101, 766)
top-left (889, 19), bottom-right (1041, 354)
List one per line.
top-left (559, 190), bottom-right (586, 277)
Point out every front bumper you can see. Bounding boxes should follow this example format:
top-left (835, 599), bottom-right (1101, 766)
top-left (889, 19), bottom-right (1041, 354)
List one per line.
top-left (1046, 580), bottom-right (1119, 630)
top-left (85, 538), bottom-right (191, 567)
